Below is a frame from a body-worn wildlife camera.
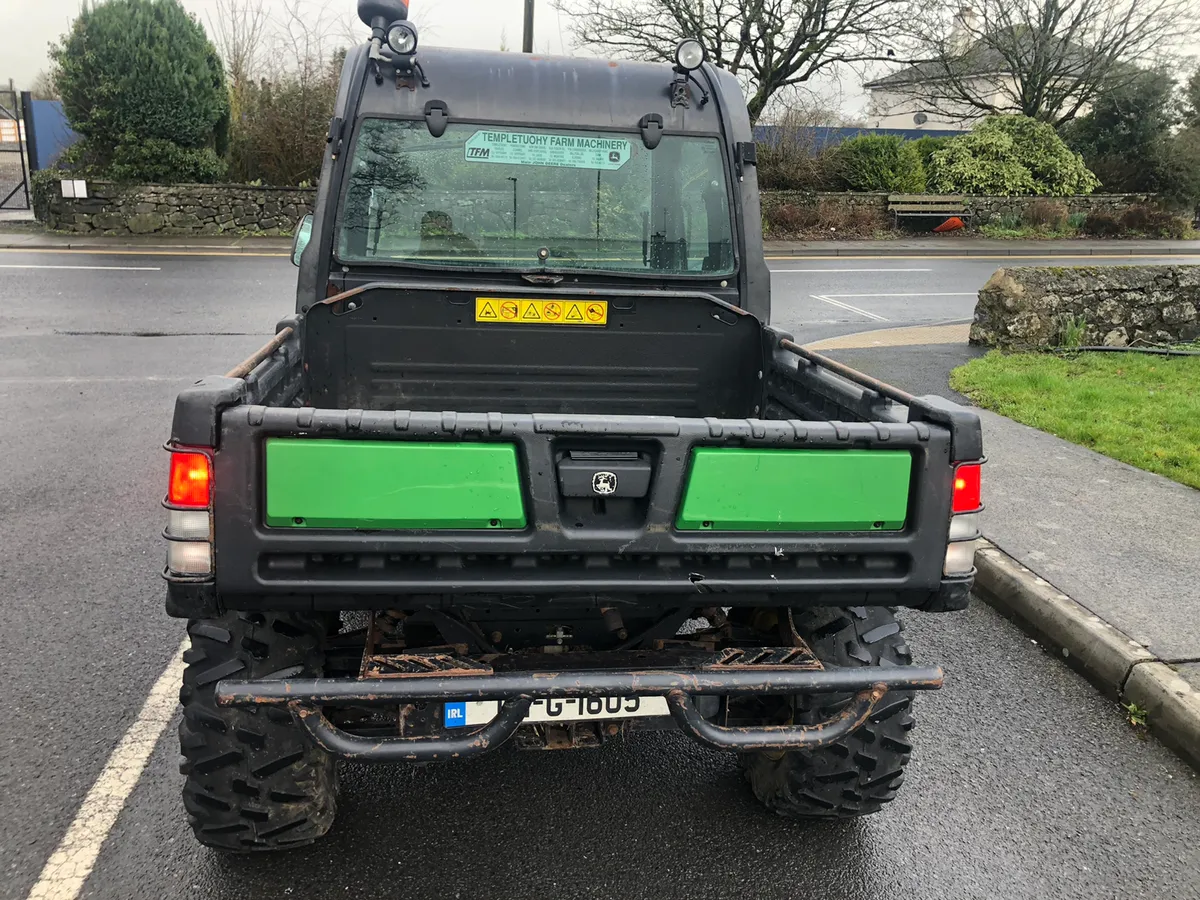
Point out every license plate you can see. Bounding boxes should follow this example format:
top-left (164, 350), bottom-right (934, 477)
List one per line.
top-left (443, 695), bottom-right (669, 728)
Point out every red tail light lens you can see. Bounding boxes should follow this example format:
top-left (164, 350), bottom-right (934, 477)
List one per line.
top-left (168, 452), bottom-right (211, 508)
top-left (952, 463), bottom-right (982, 514)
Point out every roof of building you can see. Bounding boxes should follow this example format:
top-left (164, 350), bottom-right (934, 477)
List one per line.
top-left (865, 28), bottom-right (1086, 90)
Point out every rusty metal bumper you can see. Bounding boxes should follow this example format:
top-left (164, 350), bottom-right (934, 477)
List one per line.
top-left (215, 652), bottom-right (943, 762)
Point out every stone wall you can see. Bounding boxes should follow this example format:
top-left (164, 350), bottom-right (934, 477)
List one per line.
top-left (963, 193), bottom-right (1152, 226)
top-left (970, 266), bottom-right (1200, 349)
top-left (760, 191), bottom-right (1151, 233)
top-left (34, 180), bottom-right (316, 235)
top-left (760, 191), bottom-right (889, 216)
top-left (29, 179), bottom-right (1156, 238)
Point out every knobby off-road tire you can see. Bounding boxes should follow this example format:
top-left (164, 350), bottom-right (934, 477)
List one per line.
top-left (741, 606), bottom-right (916, 819)
top-left (179, 611), bottom-right (338, 851)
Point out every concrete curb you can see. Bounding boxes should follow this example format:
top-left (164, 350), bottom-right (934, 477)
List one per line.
top-left (973, 540), bottom-right (1200, 769)
top-left (1124, 664), bottom-right (1200, 770)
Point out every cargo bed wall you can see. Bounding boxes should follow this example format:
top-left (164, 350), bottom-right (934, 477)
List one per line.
top-left (301, 285), bottom-right (766, 418)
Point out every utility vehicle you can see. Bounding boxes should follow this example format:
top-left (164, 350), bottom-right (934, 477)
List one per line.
top-left (165, 0), bottom-right (983, 850)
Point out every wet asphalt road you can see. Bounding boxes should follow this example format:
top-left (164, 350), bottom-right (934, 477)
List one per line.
top-left (2, 249), bottom-right (1199, 900)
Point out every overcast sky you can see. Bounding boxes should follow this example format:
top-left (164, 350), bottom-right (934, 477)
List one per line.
top-left (2, 1), bottom-right (1195, 117)
top-left (0, 0), bottom-right (573, 89)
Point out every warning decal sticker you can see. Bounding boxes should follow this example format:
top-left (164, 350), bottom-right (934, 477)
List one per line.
top-left (465, 130), bottom-right (631, 170)
top-left (475, 298), bottom-right (608, 326)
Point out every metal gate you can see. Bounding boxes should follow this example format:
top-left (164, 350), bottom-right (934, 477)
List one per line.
top-left (0, 88), bottom-right (31, 210)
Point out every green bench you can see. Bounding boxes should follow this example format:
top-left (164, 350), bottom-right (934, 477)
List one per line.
top-left (887, 194), bottom-right (970, 225)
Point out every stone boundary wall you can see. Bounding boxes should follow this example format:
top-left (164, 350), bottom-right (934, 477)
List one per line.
top-left (760, 191), bottom-right (1152, 229)
top-left (970, 266), bottom-right (1200, 349)
top-left (33, 181), bottom-right (316, 235)
top-left (32, 179), bottom-right (1151, 237)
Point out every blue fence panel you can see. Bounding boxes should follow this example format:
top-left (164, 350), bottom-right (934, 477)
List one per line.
top-left (26, 100), bottom-right (80, 171)
top-left (754, 125), bottom-right (967, 153)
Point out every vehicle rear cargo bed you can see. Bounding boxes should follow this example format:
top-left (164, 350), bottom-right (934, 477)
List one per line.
top-left (167, 289), bottom-right (981, 614)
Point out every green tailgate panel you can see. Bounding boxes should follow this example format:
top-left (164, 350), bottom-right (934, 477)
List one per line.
top-left (265, 439), bottom-right (526, 529)
top-left (677, 449), bottom-right (912, 531)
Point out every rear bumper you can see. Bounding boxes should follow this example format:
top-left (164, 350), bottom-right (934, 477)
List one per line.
top-left (215, 651), bottom-right (943, 761)
top-left (165, 573), bottom-right (973, 617)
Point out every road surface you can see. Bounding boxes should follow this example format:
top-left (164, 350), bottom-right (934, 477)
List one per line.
top-left (2, 248), bottom-right (1198, 900)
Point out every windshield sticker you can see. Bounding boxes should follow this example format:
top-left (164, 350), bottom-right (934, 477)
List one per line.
top-left (465, 130), bottom-right (630, 170)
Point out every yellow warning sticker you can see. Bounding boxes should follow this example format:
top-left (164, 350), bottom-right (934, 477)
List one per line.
top-left (475, 298), bottom-right (607, 326)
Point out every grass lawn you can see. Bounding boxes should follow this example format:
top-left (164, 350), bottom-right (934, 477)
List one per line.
top-left (950, 351), bottom-right (1200, 490)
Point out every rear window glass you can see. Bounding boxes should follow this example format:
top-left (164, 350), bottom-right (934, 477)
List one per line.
top-left (336, 119), bottom-right (735, 276)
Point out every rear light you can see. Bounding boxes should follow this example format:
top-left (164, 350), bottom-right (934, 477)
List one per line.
top-left (167, 541), bottom-right (212, 576)
top-left (165, 446), bottom-right (213, 577)
top-left (943, 541), bottom-right (977, 575)
top-left (945, 461), bottom-right (983, 576)
top-left (168, 452), bottom-right (211, 508)
top-left (948, 512), bottom-right (980, 542)
top-left (167, 509), bottom-right (211, 540)
top-left (951, 463), bottom-right (981, 513)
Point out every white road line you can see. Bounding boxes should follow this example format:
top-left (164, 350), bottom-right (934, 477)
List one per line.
top-left (0, 264), bottom-right (161, 271)
top-left (811, 295), bottom-right (889, 322)
top-left (25, 641), bottom-right (187, 900)
top-left (771, 268), bottom-right (932, 273)
top-left (821, 292), bottom-right (977, 298)
top-left (0, 376), bottom-right (178, 384)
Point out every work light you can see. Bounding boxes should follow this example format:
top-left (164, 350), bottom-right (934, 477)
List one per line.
top-left (388, 21), bottom-right (418, 55)
top-left (675, 39), bottom-right (705, 71)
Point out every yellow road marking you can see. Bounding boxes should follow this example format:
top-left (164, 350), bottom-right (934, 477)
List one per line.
top-left (807, 323), bottom-right (973, 350)
top-left (25, 641), bottom-right (187, 900)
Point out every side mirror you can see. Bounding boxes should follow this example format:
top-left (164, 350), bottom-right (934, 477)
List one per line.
top-left (292, 214), bottom-right (313, 267)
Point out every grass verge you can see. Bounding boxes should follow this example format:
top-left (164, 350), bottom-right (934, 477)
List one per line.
top-left (950, 351), bottom-right (1200, 489)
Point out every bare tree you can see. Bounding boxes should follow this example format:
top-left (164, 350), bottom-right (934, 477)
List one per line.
top-left (209, 0), bottom-right (269, 89)
top-left (29, 70), bottom-right (60, 101)
top-left (886, 0), bottom-right (1200, 126)
top-left (553, 0), bottom-right (916, 123)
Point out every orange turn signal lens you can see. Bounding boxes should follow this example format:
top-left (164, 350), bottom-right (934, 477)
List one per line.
top-left (168, 451), bottom-right (211, 508)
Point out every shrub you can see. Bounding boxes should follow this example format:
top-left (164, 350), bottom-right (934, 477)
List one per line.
top-left (50, 0), bottom-right (228, 183)
top-left (843, 204), bottom-right (889, 236)
top-left (764, 203), bottom-right (819, 235)
top-left (107, 138), bottom-right (227, 184)
top-left (763, 199), bottom-right (887, 237)
top-left (1081, 211), bottom-right (1123, 237)
top-left (928, 115), bottom-right (1099, 196)
top-left (911, 135), bottom-right (949, 171)
top-left (1023, 199), bottom-right (1069, 229)
top-left (227, 50), bottom-right (345, 186)
top-left (756, 135), bottom-right (837, 191)
top-left (1149, 128), bottom-right (1200, 210)
top-left (1119, 205), bottom-right (1192, 238)
top-left (834, 134), bottom-right (926, 193)
top-left (1060, 68), bottom-right (1200, 207)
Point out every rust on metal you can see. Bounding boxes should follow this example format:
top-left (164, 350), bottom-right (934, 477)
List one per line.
top-left (316, 284), bottom-right (372, 308)
top-left (665, 682), bottom-right (889, 751)
top-left (225, 327), bottom-right (293, 379)
top-left (705, 646), bottom-right (823, 672)
top-left (358, 610), bottom-right (489, 678)
top-left (364, 653), bottom-right (494, 679)
top-left (780, 337), bottom-right (915, 406)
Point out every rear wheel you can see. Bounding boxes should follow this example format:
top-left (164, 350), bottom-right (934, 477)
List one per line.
top-left (179, 611), bottom-right (338, 851)
top-left (740, 606), bottom-right (916, 819)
